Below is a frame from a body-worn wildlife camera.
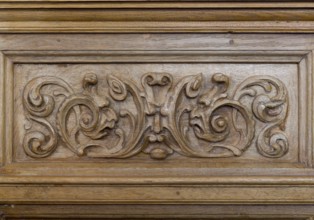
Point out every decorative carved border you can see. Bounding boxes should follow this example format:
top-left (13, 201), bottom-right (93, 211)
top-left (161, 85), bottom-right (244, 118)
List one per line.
top-left (21, 67), bottom-right (290, 160)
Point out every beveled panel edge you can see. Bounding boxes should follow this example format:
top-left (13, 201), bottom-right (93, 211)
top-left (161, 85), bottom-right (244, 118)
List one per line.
top-left (2, 50), bottom-right (307, 63)
top-left (2, 54), bottom-right (13, 167)
top-left (0, 52), bottom-right (4, 168)
top-left (299, 53), bottom-right (314, 168)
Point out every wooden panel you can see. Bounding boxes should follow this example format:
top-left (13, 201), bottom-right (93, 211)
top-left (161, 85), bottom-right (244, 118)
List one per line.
top-left (0, 33), bottom-right (313, 217)
top-left (0, 34), bottom-right (312, 198)
top-left (9, 53), bottom-right (301, 162)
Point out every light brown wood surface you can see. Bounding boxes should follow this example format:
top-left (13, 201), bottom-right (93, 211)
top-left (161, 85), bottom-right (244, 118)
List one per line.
top-left (1, 0), bottom-right (314, 219)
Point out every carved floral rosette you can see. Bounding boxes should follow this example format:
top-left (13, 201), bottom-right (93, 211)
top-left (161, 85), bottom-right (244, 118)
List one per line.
top-left (22, 71), bottom-right (289, 160)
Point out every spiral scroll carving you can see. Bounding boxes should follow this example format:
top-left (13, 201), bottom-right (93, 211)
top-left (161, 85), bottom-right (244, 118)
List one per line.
top-left (22, 72), bottom-right (289, 160)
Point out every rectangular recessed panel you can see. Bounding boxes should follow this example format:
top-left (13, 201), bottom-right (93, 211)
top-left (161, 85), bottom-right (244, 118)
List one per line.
top-left (11, 58), bottom-right (301, 170)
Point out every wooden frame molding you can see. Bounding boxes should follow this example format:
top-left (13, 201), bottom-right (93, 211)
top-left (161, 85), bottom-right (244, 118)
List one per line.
top-left (0, 0), bottom-right (314, 33)
top-left (1, 50), bottom-right (313, 170)
top-left (1, 204), bottom-right (314, 219)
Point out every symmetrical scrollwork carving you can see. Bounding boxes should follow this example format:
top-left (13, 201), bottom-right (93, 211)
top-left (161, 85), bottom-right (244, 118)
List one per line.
top-left (22, 71), bottom-right (289, 160)
top-left (233, 76), bottom-right (289, 158)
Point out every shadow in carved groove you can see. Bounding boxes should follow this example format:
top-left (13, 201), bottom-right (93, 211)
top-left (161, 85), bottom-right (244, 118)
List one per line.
top-left (22, 72), bottom-right (289, 160)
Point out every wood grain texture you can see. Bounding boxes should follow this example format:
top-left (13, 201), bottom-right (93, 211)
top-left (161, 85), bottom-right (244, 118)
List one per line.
top-left (1, 204), bottom-right (314, 219)
top-left (0, 0), bottom-right (314, 33)
top-left (19, 67), bottom-right (289, 160)
top-left (0, 34), bottom-right (313, 217)
top-left (3, 49), bottom-right (310, 172)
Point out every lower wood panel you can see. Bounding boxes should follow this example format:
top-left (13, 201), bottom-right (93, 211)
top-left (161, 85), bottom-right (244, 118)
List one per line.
top-left (1, 185), bottom-right (314, 204)
top-left (1, 204), bottom-right (314, 219)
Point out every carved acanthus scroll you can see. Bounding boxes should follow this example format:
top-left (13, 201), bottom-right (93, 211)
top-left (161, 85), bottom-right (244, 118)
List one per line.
top-left (22, 71), bottom-right (289, 160)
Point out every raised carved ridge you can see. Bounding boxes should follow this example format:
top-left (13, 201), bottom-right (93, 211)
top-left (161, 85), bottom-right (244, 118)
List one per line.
top-left (22, 72), bottom-right (289, 160)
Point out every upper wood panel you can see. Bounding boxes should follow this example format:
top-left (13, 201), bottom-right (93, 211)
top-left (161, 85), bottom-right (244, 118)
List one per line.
top-left (0, 0), bottom-right (314, 33)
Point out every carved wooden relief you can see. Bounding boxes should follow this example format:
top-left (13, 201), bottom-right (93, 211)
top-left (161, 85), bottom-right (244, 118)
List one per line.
top-left (1, 32), bottom-right (314, 215)
top-left (3, 49), bottom-right (302, 170)
top-left (2, 0), bottom-right (314, 215)
top-left (22, 70), bottom-right (289, 160)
